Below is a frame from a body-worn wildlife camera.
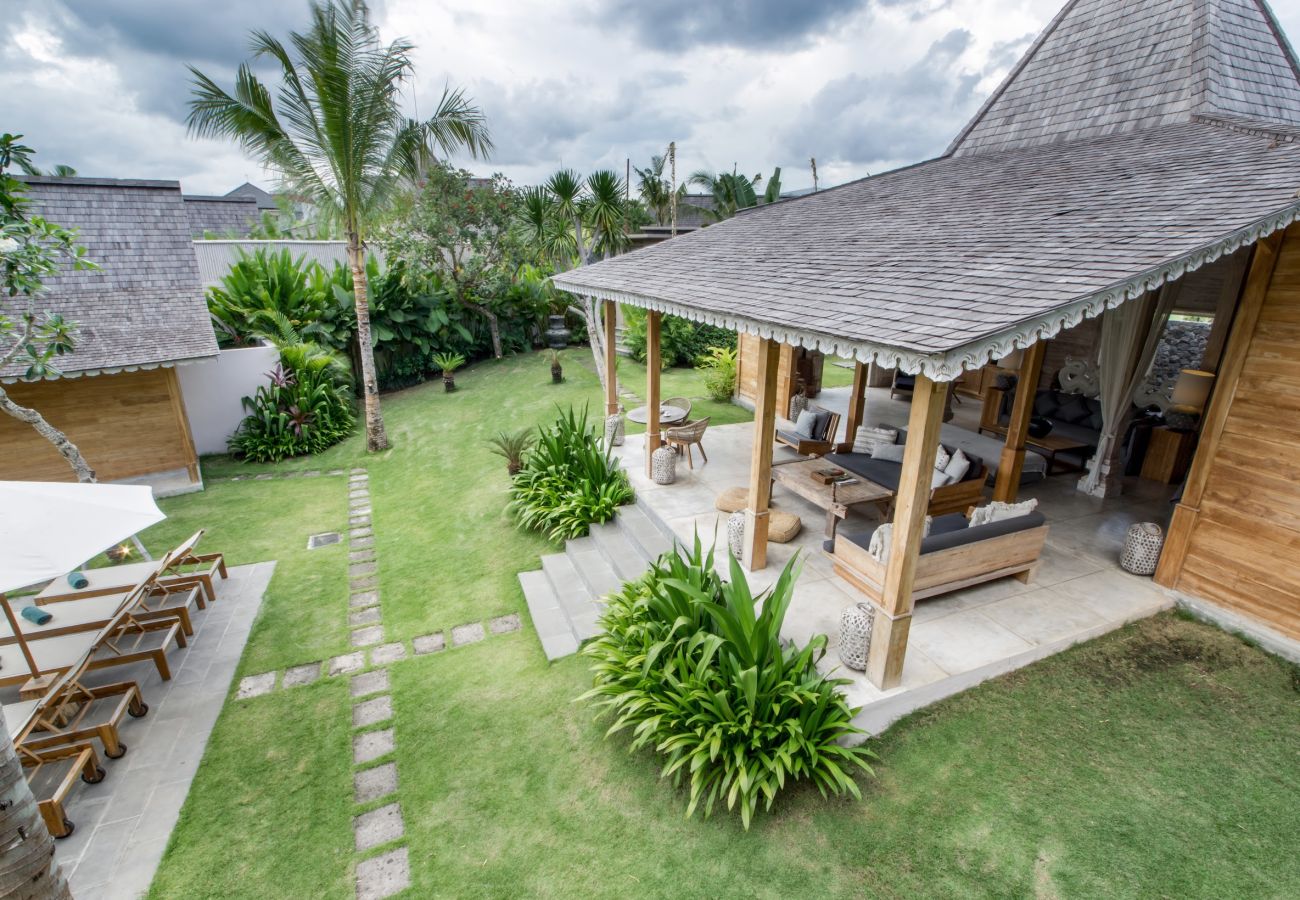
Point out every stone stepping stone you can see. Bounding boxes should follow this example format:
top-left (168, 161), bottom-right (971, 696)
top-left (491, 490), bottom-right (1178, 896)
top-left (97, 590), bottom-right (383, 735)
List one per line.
top-left (351, 575), bottom-right (379, 592)
top-left (451, 622), bottom-right (485, 647)
top-left (350, 468), bottom-right (367, 475)
top-left (235, 672), bottom-right (276, 699)
top-left (350, 607), bottom-right (382, 627)
top-left (350, 505), bottom-right (373, 518)
top-left (349, 489), bottom-right (369, 499)
top-left (354, 762), bottom-right (398, 804)
top-left (327, 469), bottom-right (346, 476)
top-left (350, 561), bottom-right (378, 578)
top-left (350, 527), bottom-right (374, 540)
top-left (303, 470), bottom-right (321, 478)
top-left (356, 847), bottom-right (410, 900)
top-left (349, 549), bottom-right (377, 563)
top-left (282, 662), bottom-right (322, 688)
top-left (329, 652), bottom-right (366, 677)
top-left (350, 590), bottom-right (380, 609)
top-left (254, 474), bottom-right (273, 481)
top-left (350, 515), bottom-right (372, 528)
top-left (351, 536), bottom-right (374, 549)
top-left (354, 802), bottom-right (404, 851)
top-left (352, 625), bottom-right (384, 647)
top-left (351, 669), bottom-right (390, 698)
top-left (370, 643), bottom-right (406, 666)
top-left (353, 728), bottom-right (395, 765)
top-left (413, 633), bottom-right (445, 655)
top-left (353, 695), bottom-right (393, 728)
top-left (490, 613), bottom-right (522, 635)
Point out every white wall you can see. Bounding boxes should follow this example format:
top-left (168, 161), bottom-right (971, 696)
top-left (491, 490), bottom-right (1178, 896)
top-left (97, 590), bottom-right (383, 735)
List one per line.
top-left (178, 345), bottom-right (279, 455)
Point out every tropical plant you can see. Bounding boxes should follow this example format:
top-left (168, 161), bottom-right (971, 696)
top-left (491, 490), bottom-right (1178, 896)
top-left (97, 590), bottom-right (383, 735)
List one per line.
top-left (228, 342), bottom-right (355, 463)
top-left (548, 348), bottom-right (563, 383)
top-left (0, 133), bottom-right (99, 484)
top-left (188, 0), bottom-right (492, 453)
top-left (688, 166), bottom-right (783, 221)
top-left (699, 345), bottom-right (738, 401)
top-left (431, 351), bottom-right (465, 392)
top-left (622, 306), bottom-right (736, 368)
top-left (206, 248), bottom-right (346, 348)
top-left (580, 536), bottom-right (876, 828)
top-left (633, 154), bottom-right (682, 226)
top-left (508, 405), bottom-right (634, 541)
top-left (486, 427), bottom-right (535, 476)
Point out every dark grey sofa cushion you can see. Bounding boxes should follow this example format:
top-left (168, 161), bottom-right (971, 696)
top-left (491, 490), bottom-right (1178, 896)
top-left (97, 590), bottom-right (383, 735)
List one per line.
top-left (825, 453), bottom-right (902, 491)
top-left (832, 510), bottom-right (1046, 556)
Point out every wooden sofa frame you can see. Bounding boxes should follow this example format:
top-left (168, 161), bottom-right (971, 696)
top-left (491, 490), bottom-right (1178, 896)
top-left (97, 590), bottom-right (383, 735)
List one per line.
top-left (776, 404), bottom-right (841, 457)
top-left (830, 519), bottom-right (1049, 605)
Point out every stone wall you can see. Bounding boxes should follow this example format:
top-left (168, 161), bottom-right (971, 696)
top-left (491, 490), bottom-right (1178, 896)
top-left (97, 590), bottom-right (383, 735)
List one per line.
top-left (1150, 319), bottom-right (1211, 385)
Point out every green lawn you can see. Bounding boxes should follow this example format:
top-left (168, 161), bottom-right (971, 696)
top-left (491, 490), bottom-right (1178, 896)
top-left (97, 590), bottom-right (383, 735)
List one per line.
top-left (149, 349), bottom-right (1300, 899)
top-left (614, 357), bottom-right (753, 433)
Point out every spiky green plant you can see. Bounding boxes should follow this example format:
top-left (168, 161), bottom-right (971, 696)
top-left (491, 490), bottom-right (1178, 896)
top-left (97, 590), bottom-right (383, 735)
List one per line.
top-left (486, 427), bottom-right (535, 476)
top-left (580, 535), bottom-right (876, 829)
top-left (432, 351), bottom-right (466, 392)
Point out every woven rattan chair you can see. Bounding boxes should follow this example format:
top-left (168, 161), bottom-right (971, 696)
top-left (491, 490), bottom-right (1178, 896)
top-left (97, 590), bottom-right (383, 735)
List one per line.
top-left (666, 417), bottom-right (710, 468)
top-left (662, 397), bottom-right (692, 426)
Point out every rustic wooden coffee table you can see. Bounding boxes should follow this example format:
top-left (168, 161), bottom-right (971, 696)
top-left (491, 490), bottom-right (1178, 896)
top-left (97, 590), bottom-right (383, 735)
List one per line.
top-left (986, 424), bottom-right (1092, 474)
top-left (770, 458), bottom-right (893, 540)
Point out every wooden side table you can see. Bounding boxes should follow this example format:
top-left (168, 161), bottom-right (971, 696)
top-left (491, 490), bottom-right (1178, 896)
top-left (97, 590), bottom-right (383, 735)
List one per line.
top-left (1140, 427), bottom-right (1196, 483)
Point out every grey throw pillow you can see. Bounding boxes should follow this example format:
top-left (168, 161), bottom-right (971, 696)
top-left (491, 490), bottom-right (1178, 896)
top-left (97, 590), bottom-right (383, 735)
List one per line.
top-left (871, 443), bottom-right (907, 463)
top-left (794, 408), bottom-right (819, 438)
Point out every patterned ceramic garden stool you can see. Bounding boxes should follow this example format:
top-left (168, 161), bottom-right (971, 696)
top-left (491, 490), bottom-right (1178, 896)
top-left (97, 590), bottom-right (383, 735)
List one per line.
top-left (838, 602), bottom-right (875, 671)
top-left (604, 412), bottom-right (625, 447)
top-left (1120, 522), bottom-right (1164, 575)
top-left (727, 511), bottom-right (746, 559)
top-left (651, 445), bottom-right (677, 485)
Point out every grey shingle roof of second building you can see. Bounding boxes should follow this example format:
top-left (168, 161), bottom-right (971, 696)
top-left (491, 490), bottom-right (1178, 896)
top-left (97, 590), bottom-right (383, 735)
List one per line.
top-left (2, 177), bottom-right (219, 381)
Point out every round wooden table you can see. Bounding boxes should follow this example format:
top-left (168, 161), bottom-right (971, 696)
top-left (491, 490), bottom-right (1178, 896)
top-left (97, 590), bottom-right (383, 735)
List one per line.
top-left (626, 404), bottom-right (688, 426)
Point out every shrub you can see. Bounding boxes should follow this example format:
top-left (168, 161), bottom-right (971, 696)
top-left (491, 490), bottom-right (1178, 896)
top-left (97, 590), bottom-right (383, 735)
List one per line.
top-left (207, 248), bottom-right (346, 349)
top-left (580, 537), bottom-right (876, 829)
top-left (228, 343), bottom-right (355, 462)
top-left (698, 345), bottom-right (738, 401)
top-left (508, 406), bottom-right (634, 541)
top-left (623, 306), bottom-right (736, 367)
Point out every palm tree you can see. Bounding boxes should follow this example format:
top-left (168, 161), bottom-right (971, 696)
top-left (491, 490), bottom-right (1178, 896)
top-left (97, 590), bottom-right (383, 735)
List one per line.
top-left (687, 166), bottom-right (782, 221)
top-left (634, 154), bottom-right (672, 225)
top-left (187, 0), bottom-right (491, 452)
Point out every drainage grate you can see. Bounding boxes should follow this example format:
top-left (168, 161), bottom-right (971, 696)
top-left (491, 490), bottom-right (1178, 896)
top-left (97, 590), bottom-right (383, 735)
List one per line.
top-left (307, 532), bottom-right (342, 550)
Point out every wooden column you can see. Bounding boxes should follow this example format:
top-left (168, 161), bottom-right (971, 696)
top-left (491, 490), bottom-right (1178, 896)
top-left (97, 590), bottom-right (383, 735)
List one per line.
top-left (743, 337), bottom-right (781, 570)
top-left (602, 300), bottom-right (618, 415)
top-left (1156, 234), bottom-right (1280, 587)
top-left (644, 311), bottom-right (662, 478)
top-left (992, 341), bottom-right (1047, 503)
top-left (841, 361), bottom-right (869, 452)
top-left (165, 366), bottom-right (201, 484)
top-left (866, 374), bottom-right (946, 690)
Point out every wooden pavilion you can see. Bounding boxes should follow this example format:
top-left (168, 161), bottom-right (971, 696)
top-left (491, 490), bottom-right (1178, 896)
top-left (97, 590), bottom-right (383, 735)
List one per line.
top-left (556, 0), bottom-right (1300, 685)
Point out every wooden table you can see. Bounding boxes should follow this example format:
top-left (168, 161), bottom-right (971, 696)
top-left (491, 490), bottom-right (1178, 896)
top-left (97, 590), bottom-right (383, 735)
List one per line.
top-left (626, 404), bottom-right (688, 426)
top-left (770, 458), bottom-right (893, 539)
top-left (986, 425), bottom-right (1092, 474)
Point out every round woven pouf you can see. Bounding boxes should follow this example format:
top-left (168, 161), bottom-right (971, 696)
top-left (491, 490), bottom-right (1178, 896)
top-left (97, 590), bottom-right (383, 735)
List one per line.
top-left (651, 445), bottom-right (677, 485)
top-left (604, 413), bottom-right (625, 447)
top-left (727, 511), bottom-right (746, 560)
top-left (838, 603), bottom-right (875, 671)
top-left (1120, 522), bottom-right (1164, 575)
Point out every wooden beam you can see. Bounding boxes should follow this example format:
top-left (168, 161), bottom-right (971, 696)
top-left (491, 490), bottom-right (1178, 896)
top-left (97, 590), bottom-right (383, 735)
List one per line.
top-left (992, 341), bottom-right (1047, 503)
top-left (165, 366), bottom-right (201, 484)
top-left (867, 374), bottom-right (946, 689)
top-left (645, 311), bottom-right (662, 478)
top-left (743, 337), bottom-right (780, 571)
top-left (1156, 231), bottom-right (1282, 587)
top-left (841, 361), bottom-right (869, 451)
top-left (603, 300), bottom-right (618, 416)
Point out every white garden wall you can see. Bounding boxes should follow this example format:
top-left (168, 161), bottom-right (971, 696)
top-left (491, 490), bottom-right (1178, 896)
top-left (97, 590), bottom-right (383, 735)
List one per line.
top-left (178, 345), bottom-right (279, 455)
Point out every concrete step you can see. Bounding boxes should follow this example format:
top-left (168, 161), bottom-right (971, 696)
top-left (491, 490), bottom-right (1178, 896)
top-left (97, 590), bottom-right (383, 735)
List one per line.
top-left (540, 551), bottom-right (603, 643)
top-left (589, 521), bottom-right (655, 582)
top-left (618, 504), bottom-right (675, 561)
top-left (519, 570), bottom-right (579, 660)
top-left (566, 537), bottom-right (624, 603)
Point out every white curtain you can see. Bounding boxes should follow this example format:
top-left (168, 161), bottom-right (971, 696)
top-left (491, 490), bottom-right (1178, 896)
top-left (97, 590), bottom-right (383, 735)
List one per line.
top-left (1078, 283), bottom-right (1179, 497)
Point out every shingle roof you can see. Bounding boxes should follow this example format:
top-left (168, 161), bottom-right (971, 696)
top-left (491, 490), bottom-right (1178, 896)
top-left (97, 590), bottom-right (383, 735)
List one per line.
top-left (948, 0), bottom-right (1300, 156)
top-left (554, 121), bottom-right (1300, 377)
top-left (553, 0), bottom-right (1300, 379)
top-left (183, 195), bottom-right (260, 238)
top-left (223, 182), bottom-right (279, 210)
top-left (2, 177), bottom-right (219, 381)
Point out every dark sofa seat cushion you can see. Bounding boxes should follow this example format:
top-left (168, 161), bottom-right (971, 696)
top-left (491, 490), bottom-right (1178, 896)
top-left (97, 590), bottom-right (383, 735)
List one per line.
top-left (834, 510), bottom-right (1046, 557)
top-left (825, 452), bottom-right (902, 491)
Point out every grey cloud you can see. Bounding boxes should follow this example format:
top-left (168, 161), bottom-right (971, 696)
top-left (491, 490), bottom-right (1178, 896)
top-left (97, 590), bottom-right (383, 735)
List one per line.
top-left (598, 0), bottom-right (868, 52)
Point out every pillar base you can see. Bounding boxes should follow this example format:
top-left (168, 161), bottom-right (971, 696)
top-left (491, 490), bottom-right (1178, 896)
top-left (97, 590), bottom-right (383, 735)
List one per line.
top-left (742, 508), bottom-right (770, 571)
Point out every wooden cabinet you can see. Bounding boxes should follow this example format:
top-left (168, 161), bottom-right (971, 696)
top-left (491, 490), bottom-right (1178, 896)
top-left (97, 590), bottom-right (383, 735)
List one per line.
top-left (955, 364), bottom-right (1017, 401)
top-left (1140, 426), bottom-right (1196, 483)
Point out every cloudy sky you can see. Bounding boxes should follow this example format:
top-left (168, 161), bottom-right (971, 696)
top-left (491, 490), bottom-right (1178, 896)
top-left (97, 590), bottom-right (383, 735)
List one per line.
top-left (5, 0), bottom-right (1300, 195)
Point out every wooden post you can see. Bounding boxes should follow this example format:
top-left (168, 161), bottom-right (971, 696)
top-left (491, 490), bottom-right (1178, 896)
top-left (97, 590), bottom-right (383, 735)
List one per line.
top-left (993, 341), bottom-right (1047, 503)
top-left (841, 361), bottom-right (869, 451)
top-left (866, 374), bottom-right (946, 690)
top-left (165, 366), bottom-right (201, 484)
top-left (603, 300), bottom-right (618, 416)
top-left (743, 337), bottom-right (780, 570)
top-left (1156, 232), bottom-right (1281, 587)
top-left (645, 311), bottom-right (662, 478)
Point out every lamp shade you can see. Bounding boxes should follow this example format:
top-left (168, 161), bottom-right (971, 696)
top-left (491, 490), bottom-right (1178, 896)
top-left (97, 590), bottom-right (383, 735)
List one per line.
top-left (1170, 369), bottom-right (1215, 412)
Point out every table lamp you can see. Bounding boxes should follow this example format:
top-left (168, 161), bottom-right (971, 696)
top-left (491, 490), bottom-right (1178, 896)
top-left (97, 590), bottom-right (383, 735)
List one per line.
top-left (1166, 369), bottom-right (1214, 431)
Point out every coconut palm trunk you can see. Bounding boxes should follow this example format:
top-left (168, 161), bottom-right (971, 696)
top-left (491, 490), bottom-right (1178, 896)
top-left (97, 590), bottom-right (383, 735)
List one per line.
top-left (0, 707), bottom-right (72, 899)
top-left (347, 236), bottom-right (389, 451)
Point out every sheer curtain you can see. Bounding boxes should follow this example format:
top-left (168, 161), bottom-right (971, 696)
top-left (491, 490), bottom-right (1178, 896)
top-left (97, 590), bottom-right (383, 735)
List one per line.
top-left (1078, 283), bottom-right (1179, 497)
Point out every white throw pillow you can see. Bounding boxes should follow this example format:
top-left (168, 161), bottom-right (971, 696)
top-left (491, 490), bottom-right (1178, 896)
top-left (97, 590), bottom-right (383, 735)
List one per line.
top-left (794, 408), bottom-right (819, 438)
top-left (968, 498), bottom-right (1039, 528)
top-left (853, 425), bottom-right (898, 455)
top-left (944, 448), bottom-right (972, 484)
top-left (933, 444), bottom-right (951, 473)
top-left (871, 443), bottom-right (907, 463)
top-left (866, 516), bottom-right (932, 565)
top-left (931, 469), bottom-right (952, 489)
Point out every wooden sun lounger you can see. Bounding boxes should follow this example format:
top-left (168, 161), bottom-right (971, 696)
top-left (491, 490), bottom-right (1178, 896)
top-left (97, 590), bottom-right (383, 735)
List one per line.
top-left (35, 529), bottom-right (227, 606)
top-left (9, 654), bottom-right (150, 761)
top-left (1, 583), bottom-right (201, 644)
top-left (16, 741), bottom-right (105, 838)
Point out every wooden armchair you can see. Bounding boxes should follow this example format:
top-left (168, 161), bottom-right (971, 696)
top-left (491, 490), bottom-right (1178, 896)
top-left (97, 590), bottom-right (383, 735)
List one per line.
top-left (666, 417), bottom-right (710, 468)
top-left (775, 404), bottom-right (841, 457)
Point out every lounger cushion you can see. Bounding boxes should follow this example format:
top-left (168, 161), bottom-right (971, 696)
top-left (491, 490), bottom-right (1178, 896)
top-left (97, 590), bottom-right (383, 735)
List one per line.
top-left (837, 511), bottom-right (1045, 557)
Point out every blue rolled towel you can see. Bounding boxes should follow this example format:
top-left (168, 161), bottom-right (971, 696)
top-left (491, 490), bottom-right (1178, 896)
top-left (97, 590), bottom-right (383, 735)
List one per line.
top-left (67, 571), bottom-right (88, 589)
top-left (21, 606), bottom-right (52, 626)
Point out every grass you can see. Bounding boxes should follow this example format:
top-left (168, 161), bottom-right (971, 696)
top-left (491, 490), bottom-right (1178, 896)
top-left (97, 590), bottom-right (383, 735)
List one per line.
top-left (613, 357), bottom-right (753, 433)
top-left (150, 349), bottom-right (1300, 898)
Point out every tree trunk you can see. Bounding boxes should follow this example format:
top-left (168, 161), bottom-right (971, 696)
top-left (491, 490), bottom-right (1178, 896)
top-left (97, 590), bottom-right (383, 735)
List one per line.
top-left (0, 707), bottom-right (73, 900)
top-left (0, 385), bottom-right (96, 482)
top-left (570, 297), bottom-right (611, 398)
top-left (465, 301), bottom-right (502, 359)
top-left (347, 236), bottom-right (390, 452)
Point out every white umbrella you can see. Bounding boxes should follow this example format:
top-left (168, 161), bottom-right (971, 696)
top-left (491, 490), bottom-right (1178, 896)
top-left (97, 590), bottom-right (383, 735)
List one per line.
top-left (0, 481), bottom-right (165, 594)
